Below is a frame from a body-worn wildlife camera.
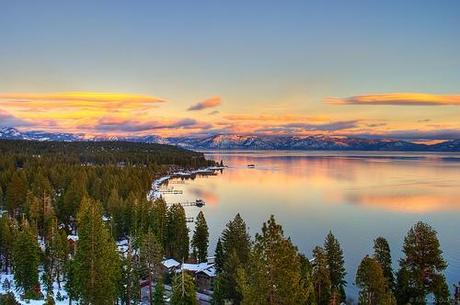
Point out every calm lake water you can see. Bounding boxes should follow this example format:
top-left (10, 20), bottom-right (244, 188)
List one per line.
top-left (161, 151), bottom-right (460, 297)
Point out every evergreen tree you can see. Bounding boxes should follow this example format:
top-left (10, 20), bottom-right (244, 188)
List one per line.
top-left (0, 293), bottom-right (20, 305)
top-left (140, 231), bottom-right (163, 305)
top-left (210, 275), bottom-right (225, 305)
top-left (214, 238), bottom-right (224, 274)
top-left (6, 172), bottom-right (27, 216)
top-left (153, 279), bottom-right (165, 305)
top-left (312, 246), bottom-right (332, 305)
top-left (394, 266), bottom-right (416, 305)
top-left (0, 216), bottom-right (14, 273)
top-left (191, 211), bottom-right (209, 262)
top-left (373, 237), bottom-right (395, 292)
top-left (221, 214), bottom-right (251, 265)
top-left (64, 260), bottom-right (79, 305)
top-left (298, 254), bottom-right (316, 305)
top-left (398, 222), bottom-right (449, 305)
top-left (61, 173), bottom-right (87, 223)
top-left (120, 239), bottom-right (140, 305)
top-left (170, 272), bottom-right (197, 305)
top-left (11, 220), bottom-right (40, 298)
top-left (237, 215), bottom-right (311, 305)
top-left (74, 197), bottom-right (121, 305)
top-left (217, 214), bottom-right (251, 304)
top-left (165, 204), bottom-right (189, 261)
top-left (356, 255), bottom-right (395, 305)
top-left (324, 231), bottom-right (347, 302)
top-left (219, 251), bottom-right (242, 304)
top-left (151, 198), bottom-right (167, 248)
top-left (106, 188), bottom-right (123, 239)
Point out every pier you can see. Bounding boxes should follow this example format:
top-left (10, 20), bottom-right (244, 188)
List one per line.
top-left (167, 199), bottom-right (205, 208)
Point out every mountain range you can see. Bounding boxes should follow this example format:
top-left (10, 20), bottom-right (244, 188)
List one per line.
top-left (1, 127), bottom-right (459, 152)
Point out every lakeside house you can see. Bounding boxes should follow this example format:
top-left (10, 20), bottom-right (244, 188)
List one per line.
top-left (161, 258), bottom-right (216, 291)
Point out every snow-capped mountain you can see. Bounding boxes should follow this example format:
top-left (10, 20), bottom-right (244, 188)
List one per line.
top-left (168, 134), bottom-right (427, 151)
top-left (1, 127), bottom-right (459, 152)
top-left (0, 127), bottom-right (82, 141)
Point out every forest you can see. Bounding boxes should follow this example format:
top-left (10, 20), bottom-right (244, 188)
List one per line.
top-left (0, 140), bottom-right (454, 305)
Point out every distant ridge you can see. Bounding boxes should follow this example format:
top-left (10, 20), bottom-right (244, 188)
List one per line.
top-left (1, 127), bottom-right (459, 152)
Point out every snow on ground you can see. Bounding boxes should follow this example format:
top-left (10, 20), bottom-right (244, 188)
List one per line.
top-left (0, 272), bottom-right (70, 305)
top-left (147, 167), bottom-right (224, 201)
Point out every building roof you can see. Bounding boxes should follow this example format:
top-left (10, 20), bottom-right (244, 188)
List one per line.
top-left (162, 258), bottom-right (181, 269)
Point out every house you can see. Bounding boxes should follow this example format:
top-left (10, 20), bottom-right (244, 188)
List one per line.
top-left (160, 257), bottom-right (217, 291)
top-left (161, 258), bottom-right (181, 272)
top-left (178, 262), bottom-right (216, 291)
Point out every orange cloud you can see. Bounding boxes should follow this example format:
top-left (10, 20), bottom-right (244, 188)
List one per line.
top-left (187, 97), bottom-right (222, 111)
top-left (224, 114), bottom-right (329, 122)
top-left (325, 93), bottom-right (460, 106)
top-left (0, 92), bottom-right (165, 112)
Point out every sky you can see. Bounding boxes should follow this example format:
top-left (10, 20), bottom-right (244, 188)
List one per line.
top-left (0, 0), bottom-right (459, 141)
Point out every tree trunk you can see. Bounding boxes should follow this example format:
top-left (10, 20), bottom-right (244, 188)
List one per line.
top-left (148, 271), bottom-right (153, 305)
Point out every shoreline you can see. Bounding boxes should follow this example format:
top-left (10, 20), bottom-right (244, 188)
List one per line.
top-left (147, 166), bottom-right (225, 201)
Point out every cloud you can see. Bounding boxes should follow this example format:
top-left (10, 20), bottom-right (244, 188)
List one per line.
top-left (0, 110), bottom-right (34, 127)
top-left (187, 97), bottom-right (222, 111)
top-left (256, 120), bottom-right (359, 134)
top-left (93, 117), bottom-right (212, 133)
top-left (224, 114), bottom-right (327, 122)
top-left (0, 92), bottom-right (166, 113)
top-left (325, 93), bottom-right (460, 106)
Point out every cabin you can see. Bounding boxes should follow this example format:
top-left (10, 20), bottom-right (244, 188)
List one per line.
top-left (161, 257), bottom-right (217, 291)
top-left (177, 261), bottom-right (216, 291)
top-left (161, 258), bottom-right (181, 273)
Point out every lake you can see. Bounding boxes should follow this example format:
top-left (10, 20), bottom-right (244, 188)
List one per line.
top-left (160, 151), bottom-right (460, 298)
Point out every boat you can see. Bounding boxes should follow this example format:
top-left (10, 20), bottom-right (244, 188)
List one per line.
top-left (247, 164), bottom-right (255, 168)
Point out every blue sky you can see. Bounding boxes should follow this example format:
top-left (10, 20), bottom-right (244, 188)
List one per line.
top-left (0, 1), bottom-right (459, 139)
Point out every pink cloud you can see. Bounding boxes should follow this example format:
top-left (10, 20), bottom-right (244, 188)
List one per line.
top-left (187, 97), bottom-right (222, 111)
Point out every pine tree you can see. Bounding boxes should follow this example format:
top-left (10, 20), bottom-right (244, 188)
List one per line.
top-left (355, 255), bottom-right (395, 305)
top-left (153, 279), bottom-right (165, 305)
top-left (74, 197), bottom-right (121, 305)
top-left (394, 266), bottom-right (416, 305)
top-left (298, 254), bottom-right (316, 305)
top-left (170, 272), bottom-right (197, 305)
top-left (140, 231), bottom-right (163, 305)
top-left (106, 188), bottom-right (123, 239)
top-left (214, 238), bottom-right (224, 274)
top-left (373, 237), bottom-right (395, 292)
top-left (191, 211), bottom-right (209, 262)
top-left (0, 216), bottom-right (14, 273)
top-left (151, 198), bottom-right (167, 248)
top-left (44, 215), bottom-right (67, 290)
top-left (11, 219), bottom-right (41, 298)
top-left (218, 214), bottom-right (251, 305)
top-left (64, 260), bottom-right (79, 305)
top-left (220, 250), bottom-right (242, 304)
top-left (398, 222), bottom-right (449, 305)
top-left (61, 173), bottom-right (87, 223)
top-left (237, 215), bottom-right (311, 305)
top-left (6, 172), bottom-right (27, 216)
top-left (312, 246), bottom-right (332, 305)
top-left (210, 275), bottom-right (225, 305)
top-left (120, 239), bottom-right (140, 305)
top-left (165, 204), bottom-right (189, 261)
top-left (324, 231), bottom-right (347, 302)
top-left (221, 214), bottom-right (251, 265)
top-left (0, 293), bottom-right (21, 305)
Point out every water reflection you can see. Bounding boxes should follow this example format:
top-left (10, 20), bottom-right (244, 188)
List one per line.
top-left (161, 151), bottom-right (460, 297)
